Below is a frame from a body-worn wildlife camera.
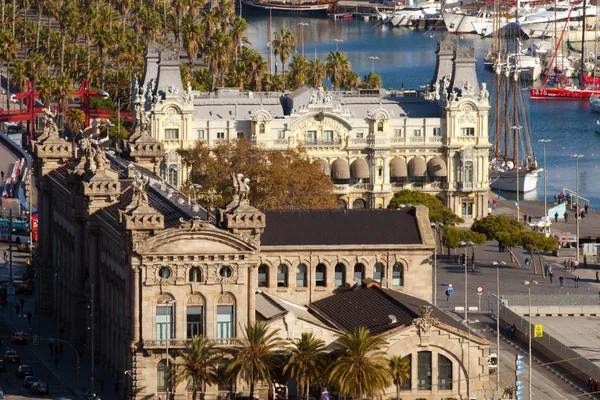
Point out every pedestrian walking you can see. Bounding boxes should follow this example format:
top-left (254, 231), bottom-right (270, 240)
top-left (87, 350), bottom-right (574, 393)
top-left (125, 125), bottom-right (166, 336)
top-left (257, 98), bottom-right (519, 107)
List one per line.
top-left (549, 271), bottom-right (554, 283)
top-left (15, 303), bottom-right (20, 317)
top-left (559, 274), bottom-right (564, 287)
top-left (564, 212), bottom-right (569, 223)
top-left (493, 198), bottom-right (497, 209)
top-left (26, 311), bottom-right (32, 325)
top-left (445, 290), bottom-right (450, 301)
top-left (523, 214), bottom-right (528, 224)
top-left (511, 324), bottom-right (517, 338)
top-left (505, 324), bottom-right (511, 337)
top-left (554, 193), bottom-right (558, 203)
top-left (596, 270), bottom-right (599, 283)
top-left (594, 379), bottom-right (599, 393)
top-left (589, 377), bottom-right (594, 392)
top-left (585, 203), bottom-right (589, 214)
top-left (575, 275), bottom-right (580, 288)
top-left (554, 212), bottom-right (559, 223)
top-left (584, 255), bottom-right (587, 269)
top-left (528, 215), bottom-right (532, 224)
top-left (471, 254), bottom-right (476, 272)
top-left (0, 171), bottom-right (3, 181)
top-left (524, 258), bottom-right (530, 270)
top-left (581, 210), bottom-right (585, 222)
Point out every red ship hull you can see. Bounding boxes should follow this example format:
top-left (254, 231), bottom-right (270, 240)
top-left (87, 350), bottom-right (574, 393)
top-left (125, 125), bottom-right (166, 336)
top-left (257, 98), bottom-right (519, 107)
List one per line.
top-left (529, 87), bottom-right (600, 99)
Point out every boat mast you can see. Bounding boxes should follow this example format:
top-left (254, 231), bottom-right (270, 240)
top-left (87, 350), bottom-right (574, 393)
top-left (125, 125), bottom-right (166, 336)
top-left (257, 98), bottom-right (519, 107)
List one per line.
top-left (503, 60), bottom-right (510, 160)
top-left (512, 67), bottom-right (519, 165)
top-left (581, 0), bottom-right (587, 88)
top-left (493, 0), bottom-right (502, 159)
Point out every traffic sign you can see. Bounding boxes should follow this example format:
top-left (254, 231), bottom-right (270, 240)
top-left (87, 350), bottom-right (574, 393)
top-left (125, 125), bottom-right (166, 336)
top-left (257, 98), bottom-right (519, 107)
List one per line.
top-left (448, 283), bottom-right (453, 288)
top-left (76, 361), bottom-right (81, 369)
top-left (476, 286), bottom-right (484, 294)
top-left (6, 286), bottom-right (15, 303)
top-left (515, 201), bottom-right (520, 207)
top-left (534, 324), bottom-right (543, 338)
top-left (447, 288), bottom-right (454, 295)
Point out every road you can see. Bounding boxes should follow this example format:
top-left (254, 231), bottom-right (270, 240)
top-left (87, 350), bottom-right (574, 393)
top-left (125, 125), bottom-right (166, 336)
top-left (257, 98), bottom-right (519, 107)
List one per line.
top-left (0, 242), bottom-right (75, 400)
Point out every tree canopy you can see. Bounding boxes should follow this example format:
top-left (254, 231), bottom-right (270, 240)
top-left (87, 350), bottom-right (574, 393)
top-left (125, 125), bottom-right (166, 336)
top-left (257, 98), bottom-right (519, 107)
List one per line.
top-left (387, 190), bottom-right (464, 225)
top-left (471, 215), bottom-right (523, 240)
top-left (441, 226), bottom-right (486, 250)
top-left (178, 138), bottom-right (337, 210)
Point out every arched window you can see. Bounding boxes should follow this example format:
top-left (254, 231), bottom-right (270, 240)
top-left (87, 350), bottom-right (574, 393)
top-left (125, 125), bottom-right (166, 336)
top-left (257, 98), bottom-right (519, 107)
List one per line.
top-left (315, 264), bottom-right (326, 287)
top-left (189, 267), bottom-right (202, 283)
top-left (354, 263), bottom-right (365, 281)
top-left (296, 264), bottom-right (307, 287)
top-left (258, 264), bottom-right (269, 287)
top-left (392, 263), bottom-right (403, 286)
top-left (187, 306), bottom-right (203, 338)
top-left (259, 123), bottom-right (265, 134)
top-left (334, 263), bottom-right (346, 287)
top-left (156, 301), bottom-right (173, 339)
top-left (373, 263), bottom-right (384, 283)
top-left (277, 264), bottom-right (288, 287)
top-left (418, 351), bottom-right (432, 390)
top-left (377, 121), bottom-right (384, 132)
top-left (352, 198), bottom-right (367, 209)
top-left (217, 294), bottom-right (235, 339)
top-left (167, 166), bottom-right (178, 187)
top-left (438, 354), bottom-right (453, 390)
top-left (337, 199), bottom-right (347, 209)
top-left (157, 359), bottom-right (168, 392)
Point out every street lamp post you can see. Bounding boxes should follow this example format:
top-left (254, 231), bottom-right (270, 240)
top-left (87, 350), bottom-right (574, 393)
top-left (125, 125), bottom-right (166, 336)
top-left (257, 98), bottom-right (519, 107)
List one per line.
top-left (431, 222), bottom-right (442, 306)
top-left (538, 139), bottom-right (551, 218)
top-left (492, 260), bottom-right (506, 391)
top-left (267, 8), bottom-right (273, 74)
top-left (460, 241), bottom-right (475, 321)
top-left (571, 154), bottom-right (583, 265)
top-left (367, 56), bottom-right (379, 73)
top-left (332, 38), bottom-right (343, 52)
top-left (523, 280), bottom-right (538, 400)
top-left (512, 125), bottom-right (523, 223)
top-left (161, 299), bottom-right (176, 399)
top-left (297, 22), bottom-right (309, 57)
top-left (461, 319), bottom-right (479, 399)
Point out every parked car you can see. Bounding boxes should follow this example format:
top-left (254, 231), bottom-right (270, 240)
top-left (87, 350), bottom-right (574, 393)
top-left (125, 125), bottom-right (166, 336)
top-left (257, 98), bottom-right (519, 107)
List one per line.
top-left (11, 331), bottom-right (27, 344)
top-left (23, 375), bottom-right (40, 388)
top-left (3, 350), bottom-right (20, 363)
top-left (16, 365), bottom-right (33, 378)
top-left (31, 382), bottom-right (49, 395)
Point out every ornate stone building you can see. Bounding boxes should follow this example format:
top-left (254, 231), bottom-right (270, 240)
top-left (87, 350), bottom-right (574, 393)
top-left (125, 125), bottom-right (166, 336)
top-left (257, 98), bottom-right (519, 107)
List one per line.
top-left (134, 40), bottom-right (490, 223)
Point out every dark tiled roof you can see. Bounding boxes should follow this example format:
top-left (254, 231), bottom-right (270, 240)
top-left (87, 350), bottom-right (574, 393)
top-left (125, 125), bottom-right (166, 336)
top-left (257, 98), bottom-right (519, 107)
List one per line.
top-left (309, 285), bottom-right (417, 335)
top-left (309, 285), bottom-right (473, 336)
top-left (261, 209), bottom-right (421, 246)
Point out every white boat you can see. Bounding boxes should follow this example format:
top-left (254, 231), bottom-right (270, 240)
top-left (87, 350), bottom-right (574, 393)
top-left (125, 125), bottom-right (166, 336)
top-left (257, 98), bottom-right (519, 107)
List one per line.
top-left (442, 8), bottom-right (493, 34)
top-left (591, 95), bottom-right (600, 113)
top-left (512, 54), bottom-right (543, 81)
top-left (490, 163), bottom-right (541, 193)
top-left (511, 2), bottom-right (596, 38)
top-left (388, 3), bottom-right (440, 27)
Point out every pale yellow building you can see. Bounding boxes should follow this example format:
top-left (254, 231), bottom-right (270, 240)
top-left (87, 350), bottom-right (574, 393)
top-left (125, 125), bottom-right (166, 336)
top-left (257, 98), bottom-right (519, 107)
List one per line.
top-left (135, 40), bottom-right (490, 224)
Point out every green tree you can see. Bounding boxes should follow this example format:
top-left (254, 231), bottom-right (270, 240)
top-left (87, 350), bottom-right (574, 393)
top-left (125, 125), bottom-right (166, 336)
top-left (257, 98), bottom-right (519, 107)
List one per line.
top-left (172, 336), bottom-right (220, 400)
top-left (329, 327), bottom-right (391, 400)
top-left (64, 108), bottom-right (85, 136)
top-left (388, 356), bottom-right (410, 400)
top-left (287, 55), bottom-right (309, 90)
top-left (441, 226), bottom-right (486, 254)
top-left (471, 215), bottom-right (523, 263)
top-left (308, 57), bottom-right (326, 88)
top-left (37, 73), bottom-right (58, 105)
top-left (272, 27), bottom-right (296, 76)
top-left (515, 231), bottom-right (557, 275)
top-left (283, 333), bottom-right (329, 400)
top-left (364, 72), bottom-right (382, 89)
top-left (388, 190), bottom-right (464, 225)
top-left (344, 71), bottom-right (362, 90)
top-left (225, 322), bottom-right (286, 400)
top-left (326, 51), bottom-right (350, 90)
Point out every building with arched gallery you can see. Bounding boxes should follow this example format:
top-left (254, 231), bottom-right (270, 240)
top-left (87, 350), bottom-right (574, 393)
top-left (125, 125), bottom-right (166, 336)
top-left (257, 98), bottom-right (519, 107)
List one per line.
top-left (134, 40), bottom-right (490, 224)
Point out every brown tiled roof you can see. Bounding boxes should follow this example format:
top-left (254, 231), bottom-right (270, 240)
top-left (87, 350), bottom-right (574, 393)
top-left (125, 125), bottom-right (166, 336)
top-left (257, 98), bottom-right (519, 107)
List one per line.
top-left (261, 209), bottom-right (421, 246)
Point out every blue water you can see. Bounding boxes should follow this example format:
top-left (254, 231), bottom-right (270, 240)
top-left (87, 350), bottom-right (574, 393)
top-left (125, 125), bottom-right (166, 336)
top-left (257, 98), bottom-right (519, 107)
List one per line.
top-left (244, 15), bottom-right (600, 206)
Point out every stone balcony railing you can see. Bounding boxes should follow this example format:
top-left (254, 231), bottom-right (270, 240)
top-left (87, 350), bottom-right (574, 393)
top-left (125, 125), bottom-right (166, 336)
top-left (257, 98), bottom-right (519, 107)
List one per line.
top-left (457, 181), bottom-right (474, 191)
top-left (302, 138), bottom-right (342, 148)
top-left (142, 338), bottom-right (244, 349)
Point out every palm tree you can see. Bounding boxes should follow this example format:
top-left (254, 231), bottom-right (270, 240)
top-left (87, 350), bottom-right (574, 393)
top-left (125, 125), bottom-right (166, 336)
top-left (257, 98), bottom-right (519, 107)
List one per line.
top-left (364, 72), bottom-right (382, 89)
top-left (10, 60), bottom-right (28, 91)
top-left (230, 16), bottom-right (247, 59)
top-left (344, 71), bottom-right (362, 90)
top-left (287, 55), bottom-right (309, 90)
top-left (0, 31), bottom-right (17, 107)
top-left (388, 356), bottom-right (410, 400)
top-left (182, 13), bottom-right (202, 65)
top-left (284, 333), bottom-right (329, 400)
top-left (37, 73), bottom-right (58, 106)
top-left (172, 336), bottom-right (220, 400)
top-left (326, 51), bottom-right (351, 90)
top-left (26, 52), bottom-right (46, 86)
top-left (226, 322), bottom-right (286, 400)
top-left (308, 58), bottom-right (326, 88)
top-left (329, 327), bottom-right (391, 400)
top-left (272, 27), bottom-right (296, 76)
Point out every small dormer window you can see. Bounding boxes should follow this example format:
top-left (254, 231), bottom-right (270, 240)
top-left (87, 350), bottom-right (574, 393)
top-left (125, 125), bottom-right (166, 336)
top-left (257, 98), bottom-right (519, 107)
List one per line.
top-left (377, 121), bottom-right (384, 132)
top-left (259, 123), bottom-right (265, 134)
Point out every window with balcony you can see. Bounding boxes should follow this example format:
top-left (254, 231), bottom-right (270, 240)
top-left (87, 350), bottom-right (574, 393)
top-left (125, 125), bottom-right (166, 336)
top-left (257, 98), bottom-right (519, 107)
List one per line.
top-left (217, 305), bottom-right (234, 339)
top-left (438, 354), bottom-right (453, 390)
top-left (187, 306), bottom-right (203, 338)
top-left (306, 130), bottom-right (317, 144)
top-left (258, 264), bottom-right (269, 287)
top-left (296, 264), bottom-right (307, 287)
top-left (217, 132), bottom-right (225, 139)
top-left (461, 201), bottom-right (473, 217)
top-left (464, 162), bottom-right (473, 182)
top-left (418, 351), bottom-right (432, 390)
top-left (323, 130), bottom-right (334, 143)
top-left (165, 129), bottom-right (179, 140)
top-left (356, 132), bottom-right (364, 139)
top-left (461, 127), bottom-right (475, 136)
top-left (433, 127), bottom-right (441, 137)
top-left (156, 305), bottom-right (173, 340)
top-left (377, 121), bottom-right (384, 132)
top-left (315, 264), bottom-right (326, 287)
top-left (413, 129), bottom-right (422, 137)
top-left (392, 263), bottom-right (403, 286)
top-left (167, 167), bottom-right (178, 187)
top-left (277, 264), bottom-right (288, 287)
top-left (278, 130), bottom-right (285, 139)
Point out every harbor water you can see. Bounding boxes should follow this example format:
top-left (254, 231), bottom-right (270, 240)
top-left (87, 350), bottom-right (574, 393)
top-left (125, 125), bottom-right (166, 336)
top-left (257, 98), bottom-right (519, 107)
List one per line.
top-left (244, 14), bottom-right (600, 208)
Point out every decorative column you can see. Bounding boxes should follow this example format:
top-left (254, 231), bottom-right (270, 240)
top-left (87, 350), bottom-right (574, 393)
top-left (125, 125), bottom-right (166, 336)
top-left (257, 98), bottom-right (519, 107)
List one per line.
top-left (247, 265), bottom-right (256, 325)
top-left (132, 267), bottom-right (141, 342)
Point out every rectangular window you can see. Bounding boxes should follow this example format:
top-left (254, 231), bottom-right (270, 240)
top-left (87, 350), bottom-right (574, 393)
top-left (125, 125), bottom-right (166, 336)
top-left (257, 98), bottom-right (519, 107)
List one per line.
top-left (335, 269), bottom-right (344, 287)
top-left (433, 127), bottom-right (441, 137)
top-left (323, 130), bottom-right (334, 143)
top-left (315, 267), bottom-right (326, 287)
top-left (464, 163), bottom-right (473, 182)
top-left (438, 354), bottom-right (453, 390)
top-left (417, 351), bottom-right (432, 390)
top-left (394, 129), bottom-right (402, 137)
top-left (258, 268), bottom-right (268, 287)
top-left (165, 129), bottom-right (179, 140)
top-left (156, 306), bottom-right (173, 340)
top-left (462, 201), bottom-right (473, 217)
top-left (186, 306), bottom-right (203, 339)
top-left (217, 305), bottom-right (234, 339)
top-left (400, 355), bottom-right (412, 390)
top-left (413, 129), bottom-right (422, 137)
top-left (356, 132), bottom-right (364, 139)
top-left (296, 266), bottom-right (307, 288)
top-left (306, 130), bottom-right (317, 144)
top-left (392, 266), bottom-right (403, 286)
top-left (217, 132), bottom-right (225, 139)
top-left (461, 127), bottom-right (475, 136)
top-left (196, 130), bottom-right (205, 140)
top-left (278, 130), bottom-right (285, 139)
